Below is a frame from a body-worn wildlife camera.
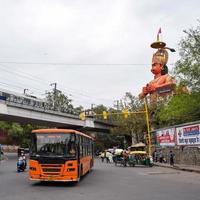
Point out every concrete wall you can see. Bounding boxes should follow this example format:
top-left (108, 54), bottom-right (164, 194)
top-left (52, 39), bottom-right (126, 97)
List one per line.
top-left (153, 120), bottom-right (200, 166)
top-left (158, 146), bottom-right (200, 166)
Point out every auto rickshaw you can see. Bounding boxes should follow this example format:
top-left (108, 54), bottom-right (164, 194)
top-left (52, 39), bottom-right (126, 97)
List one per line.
top-left (128, 142), bottom-right (153, 167)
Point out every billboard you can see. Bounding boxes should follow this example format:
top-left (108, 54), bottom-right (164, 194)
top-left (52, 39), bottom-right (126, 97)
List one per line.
top-left (156, 128), bottom-right (175, 146)
top-left (176, 124), bottom-right (200, 146)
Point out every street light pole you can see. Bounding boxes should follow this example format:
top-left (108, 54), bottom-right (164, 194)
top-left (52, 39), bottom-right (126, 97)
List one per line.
top-left (144, 97), bottom-right (152, 157)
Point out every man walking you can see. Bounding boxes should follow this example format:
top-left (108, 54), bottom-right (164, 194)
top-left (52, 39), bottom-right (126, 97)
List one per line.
top-left (169, 150), bottom-right (175, 166)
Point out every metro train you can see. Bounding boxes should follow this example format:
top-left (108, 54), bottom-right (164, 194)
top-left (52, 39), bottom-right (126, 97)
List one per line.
top-left (0, 88), bottom-right (46, 109)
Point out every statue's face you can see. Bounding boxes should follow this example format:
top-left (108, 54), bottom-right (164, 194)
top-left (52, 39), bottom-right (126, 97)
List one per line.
top-left (151, 63), bottom-right (162, 75)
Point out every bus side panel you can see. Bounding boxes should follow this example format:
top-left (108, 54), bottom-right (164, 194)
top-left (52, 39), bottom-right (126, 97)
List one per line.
top-left (80, 155), bottom-right (93, 176)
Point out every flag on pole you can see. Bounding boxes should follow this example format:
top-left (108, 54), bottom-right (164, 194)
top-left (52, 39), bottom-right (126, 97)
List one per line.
top-left (158, 27), bottom-right (161, 34)
top-left (157, 27), bottom-right (161, 41)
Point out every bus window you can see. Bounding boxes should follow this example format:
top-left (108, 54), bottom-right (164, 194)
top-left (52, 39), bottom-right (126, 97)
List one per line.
top-left (31, 133), bottom-right (77, 158)
top-left (80, 136), bottom-right (83, 158)
top-left (69, 134), bottom-right (76, 155)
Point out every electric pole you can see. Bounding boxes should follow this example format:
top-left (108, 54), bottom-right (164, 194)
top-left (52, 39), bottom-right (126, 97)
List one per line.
top-left (114, 100), bottom-right (120, 110)
top-left (24, 88), bottom-right (29, 95)
top-left (91, 103), bottom-right (95, 110)
top-left (50, 83), bottom-right (57, 110)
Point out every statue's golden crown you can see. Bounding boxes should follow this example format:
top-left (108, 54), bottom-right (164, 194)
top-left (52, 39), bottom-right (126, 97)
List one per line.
top-left (152, 49), bottom-right (168, 65)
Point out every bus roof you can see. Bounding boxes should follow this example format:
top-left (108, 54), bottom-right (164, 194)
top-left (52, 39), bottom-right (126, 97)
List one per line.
top-left (32, 128), bottom-right (93, 140)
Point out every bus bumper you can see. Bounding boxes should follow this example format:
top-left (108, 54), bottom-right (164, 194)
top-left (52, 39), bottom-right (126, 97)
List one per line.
top-left (29, 176), bottom-right (79, 182)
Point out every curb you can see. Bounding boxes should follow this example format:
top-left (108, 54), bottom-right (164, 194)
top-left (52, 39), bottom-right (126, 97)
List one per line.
top-left (154, 163), bottom-right (200, 174)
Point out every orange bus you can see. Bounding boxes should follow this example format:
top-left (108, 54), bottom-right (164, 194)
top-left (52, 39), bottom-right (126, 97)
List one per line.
top-left (29, 128), bottom-right (94, 182)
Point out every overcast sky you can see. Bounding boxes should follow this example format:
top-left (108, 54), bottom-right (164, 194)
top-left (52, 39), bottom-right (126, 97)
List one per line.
top-left (0, 0), bottom-right (199, 109)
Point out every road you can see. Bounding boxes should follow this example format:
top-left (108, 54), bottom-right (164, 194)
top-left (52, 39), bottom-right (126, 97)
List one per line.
top-left (0, 153), bottom-right (200, 200)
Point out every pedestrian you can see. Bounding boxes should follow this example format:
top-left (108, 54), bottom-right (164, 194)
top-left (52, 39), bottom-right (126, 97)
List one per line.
top-left (99, 152), bottom-right (104, 162)
top-left (107, 151), bottom-right (113, 163)
top-left (122, 150), bottom-right (129, 167)
top-left (152, 150), bottom-right (157, 162)
top-left (169, 150), bottom-right (175, 166)
top-left (158, 150), bottom-right (163, 163)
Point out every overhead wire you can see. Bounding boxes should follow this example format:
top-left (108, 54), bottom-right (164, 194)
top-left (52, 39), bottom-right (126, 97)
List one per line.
top-left (0, 64), bottom-right (48, 93)
top-left (0, 62), bottom-right (144, 98)
top-left (0, 61), bottom-right (175, 66)
top-left (0, 73), bottom-right (45, 94)
top-left (0, 63), bottom-right (90, 95)
top-left (0, 79), bottom-right (98, 106)
top-left (0, 81), bottom-right (25, 90)
top-left (0, 64), bottom-right (115, 106)
top-left (0, 61), bottom-right (149, 66)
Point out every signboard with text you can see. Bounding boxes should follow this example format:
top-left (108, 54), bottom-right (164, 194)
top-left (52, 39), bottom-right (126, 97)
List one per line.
top-left (156, 128), bottom-right (175, 146)
top-left (176, 124), bottom-right (200, 146)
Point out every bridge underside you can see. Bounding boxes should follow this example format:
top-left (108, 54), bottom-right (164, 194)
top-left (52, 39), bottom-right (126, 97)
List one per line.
top-left (0, 102), bottom-right (116, 133)
top-left (0, 114), bottom-right (112, 133)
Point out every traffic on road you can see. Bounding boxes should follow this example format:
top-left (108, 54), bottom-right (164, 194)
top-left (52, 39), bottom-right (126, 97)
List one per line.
top-left (0, 152), bottom-right (200, 200)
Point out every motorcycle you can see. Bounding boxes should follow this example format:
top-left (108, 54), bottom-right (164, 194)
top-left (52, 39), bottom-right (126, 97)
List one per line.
top-left (17, 156), bottom-right (26, 172)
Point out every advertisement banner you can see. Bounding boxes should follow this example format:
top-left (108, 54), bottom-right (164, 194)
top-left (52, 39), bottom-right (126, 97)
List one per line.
top-left (176, 124), bottom-right (200, 146)
top-left (156, 128), bottom-right (175, 146)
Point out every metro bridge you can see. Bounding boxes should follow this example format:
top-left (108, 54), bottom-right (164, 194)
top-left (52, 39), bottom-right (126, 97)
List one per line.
top-left (0, 100), bottom-right (115, 133)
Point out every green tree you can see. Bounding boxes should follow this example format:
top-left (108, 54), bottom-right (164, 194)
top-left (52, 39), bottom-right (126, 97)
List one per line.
top-left (93, 104), bottom-right (108, 120)
top-left (45, 90), bottom-right (74, 113)
top-left (93, 104), bottom-right (108, 114)
top-left (0, 121), bottom-right (43, 147)
top-left (111, 93), bottom-right (147, 144)
top-left (7, 123), bottom-right (23, 145)
top-left (174, 20), bottom-right (200, 91)
top-left (0, 121), bottom-right (11, 130)
top-left (95, 133), bottom-right (119, 150)
top-left (20, 124), bottom-right (39, 147)
top-left (73, 105), bottom-right (84, 115)
top-left (156, 92), bottom-right (200, 126)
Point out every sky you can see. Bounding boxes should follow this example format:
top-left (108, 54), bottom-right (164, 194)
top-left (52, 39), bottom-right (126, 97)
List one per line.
top-left (0, 0), bottom-right (199, 109)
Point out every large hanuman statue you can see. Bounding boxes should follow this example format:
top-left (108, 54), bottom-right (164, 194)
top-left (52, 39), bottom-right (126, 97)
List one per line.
top-left (139, 29), bottom-right (176, 102)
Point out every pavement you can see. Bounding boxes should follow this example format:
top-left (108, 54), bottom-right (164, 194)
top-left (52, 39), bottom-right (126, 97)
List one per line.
top-left (154, 162), bottom-right (200, 174)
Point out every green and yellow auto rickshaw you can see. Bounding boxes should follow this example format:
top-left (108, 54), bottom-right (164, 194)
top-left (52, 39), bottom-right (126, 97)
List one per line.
top-left (128, 142), bottom-right (153, 167)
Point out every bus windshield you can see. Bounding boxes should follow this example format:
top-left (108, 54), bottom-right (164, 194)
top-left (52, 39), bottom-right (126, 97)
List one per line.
top-left (30, 132), bottom-right (76, 158)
